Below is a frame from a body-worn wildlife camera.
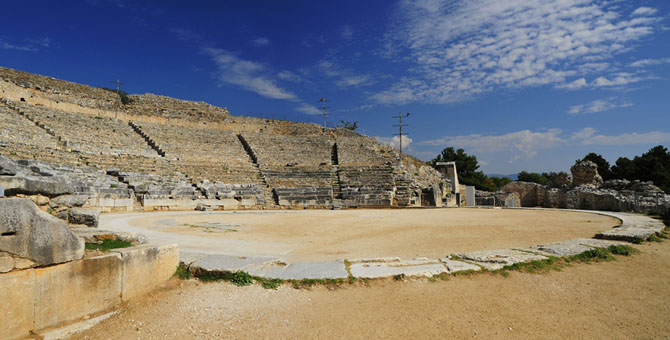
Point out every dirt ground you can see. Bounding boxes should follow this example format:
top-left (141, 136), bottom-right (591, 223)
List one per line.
top-left (122, 208), bottom-right (619, 261)
top-left (67, 239), bottom-right (670, 340)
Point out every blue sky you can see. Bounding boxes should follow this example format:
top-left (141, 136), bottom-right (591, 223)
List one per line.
top-left (1, 0), bottom-right (669, 175)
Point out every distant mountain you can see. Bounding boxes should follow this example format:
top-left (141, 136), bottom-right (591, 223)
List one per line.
top-left (487, 173), bottom-right (518, 180)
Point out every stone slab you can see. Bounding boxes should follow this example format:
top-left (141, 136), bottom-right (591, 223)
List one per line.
top-left (439, 259), bottom-right (481, 273)
top-left (179, 251), bottom-right (208, 264)
top-left (112, 244), bottom-right (179, 301)
top-left (454, 249), bottom-right (548, 271)
top-left (247, 260), bottom-right (348, 280)
top-left (531, 238), bottom-right (628, 257)
top-left (34, 253), bottom-right (123, 330)
top-left (189, 254), bottom-right (277, 275)
top-left (0, 269), bottom-right (35, 340)
top-left (349, 262), bottom-right (447, 278)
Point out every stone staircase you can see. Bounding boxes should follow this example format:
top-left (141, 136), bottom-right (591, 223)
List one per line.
top-left (128, 121), bottom-right (166, 157)
top-left (237, 134), bottom-right (277, 206)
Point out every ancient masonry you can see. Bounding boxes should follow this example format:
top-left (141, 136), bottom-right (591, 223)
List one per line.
top-left (0, 66), bottom-right (448, 212)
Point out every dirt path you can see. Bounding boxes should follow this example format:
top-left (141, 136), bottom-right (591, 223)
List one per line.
top-left (102, 208), bottom-right (619, 261)
top-left (68, 240), bottom-right (670, 340)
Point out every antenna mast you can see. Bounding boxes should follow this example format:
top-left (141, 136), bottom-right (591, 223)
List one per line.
top-left (392, 112), bottom-right (410, 162)
top-left (319, 97), bottom-right (329, 135)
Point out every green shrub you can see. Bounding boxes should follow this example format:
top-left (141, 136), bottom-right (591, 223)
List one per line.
top-left (85, 239), bottom-right (132, 251)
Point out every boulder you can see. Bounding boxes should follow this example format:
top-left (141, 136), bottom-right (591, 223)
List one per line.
top-left (0, 175), bottom-right (75, 197)
top-left (68, 208), bottom-right (100, 228)
top-left (571, 161), bottom-right (603, 188)
top-left (0, 198), bottom-right (84, 265)
top-left (0, 155), bottom-right (18, 176)
top-left (51, 194), bottom-right (89, 208)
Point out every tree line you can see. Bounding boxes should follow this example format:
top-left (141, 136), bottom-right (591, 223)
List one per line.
top-left (429, 145), bottom-right (670, 193)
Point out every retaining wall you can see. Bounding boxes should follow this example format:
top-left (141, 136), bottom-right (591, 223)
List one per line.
top-left (0, 244), bottom-right (178, 340)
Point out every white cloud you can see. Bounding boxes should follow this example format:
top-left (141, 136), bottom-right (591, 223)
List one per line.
top-left (419, 127), bottom-right (670, 163)
top-left (557, 78), bottom-right (587, 90)
top-left (317, 60), bottom-right (375, 89)
top-left (0, 37), bottom-right (50, 52)
top-left (592, 73), bottom-right (643, 87)
top-left (203, 47), bottom-right (297, 100)
top-left (632, 7), bottom-right (658, 16)
top-left (295, 104), bottom-right (321, 115)
top-left (376, 135), bottom-right (413, 150)
top-left (251, 37), bottom-right (270, 47)
top-left (629, 58), bottom-right (670, 67)
top-left (568, 97), bottom-right (632, 115)
top-left (374, 0), bottom-right (661, 104)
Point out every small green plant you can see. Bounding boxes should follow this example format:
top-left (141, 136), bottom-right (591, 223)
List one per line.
top-left (110, 184), bottom-right (118, 188)
top-left (607, 244), bottom-right (637, 256)
top-left (174, 263), bottom-right (192, 279)
top-left (230, 271), bottom-right (254, 286)
top-left (85, 239), bottom-right (132, 251)
top-left (503, 257), bottom-right (559, 274)
top-left (257, 278), bottom-right (282, 290)
top-left (393, 273), bottom-right (406, 281)
top-left (647, 234), bottom-right (663, 243)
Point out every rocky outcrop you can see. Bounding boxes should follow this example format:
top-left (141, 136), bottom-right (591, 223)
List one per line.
top-left (0, 198), bottom-right (84, 266)
top-left (571, 161), bottom-right (603, 188)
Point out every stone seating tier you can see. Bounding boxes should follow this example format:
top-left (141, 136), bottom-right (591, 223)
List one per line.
top-left (274, 187), bottom-right (333, 207)
top-left (261, 167), bottom-right (334, 188)
top-left (137, 122), bottom-right (254, 168)
top-left (244, 133), bottom-right (332, 167)
top-left (12, 102), bottom-right (154, 157)
top-left (336, 137), bottom-right (396, 166)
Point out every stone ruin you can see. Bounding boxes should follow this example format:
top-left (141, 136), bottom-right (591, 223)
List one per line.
top-left (501, 160), bottom-right (669, 213)
top-left (0, 66), bottom-right (447, 211)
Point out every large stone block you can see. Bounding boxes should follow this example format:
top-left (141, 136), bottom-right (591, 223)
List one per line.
top-left (68, 207), bottom-right (100, 228)
top-left (0, 269), bottom-right (36, 340)
top-left (571, 160), bottom-right (603, 188)
top-left (33, 253), bottom-right (123, 330)
top-left (112, 244), bottom-right (179, 301)
top-left (0, 175), bottom-right (75, 196)
top-left (0, 198), bottom-right (84, 265)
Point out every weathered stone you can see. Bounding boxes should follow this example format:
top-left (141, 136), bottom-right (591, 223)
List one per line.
top-left (531, 238), bottom-right (626, 257)
top-left (68, 208), bottom-right (100, 228)
top-left (501, 181), bottom-right (547, 207)
top-left (596, 211), bottom-right (665, 242)
top-left (0, 175), bottom-right (75, 196)
top-left (246, 260), bottom-right (348, 280)
top-left (571, 160), bottom-right (603, 188)
top-left (51, 194), bottom-right (88, 208)
top-left (454, 249), bottom-right (548, 271)
top-left (0, 269), bottom-right (35, 340)
top-left (13, 257), bottom-right (36, 270)
top-left (0, 253), bottom-right (14, 272)
top-left (189, 254), bottom-right (277, 275)
top-left (349, 258), bottom-right (447, 278)
top-left (0, 155), bottom-right (18, 175)
top-left (29, 194), bottom-right (50, 206)
top-left (440, 258), bottom-right (481, 273)
top-left (0, 198), bottom-right (84, 265)
top-left (111, 244), bottom-right (179, 301)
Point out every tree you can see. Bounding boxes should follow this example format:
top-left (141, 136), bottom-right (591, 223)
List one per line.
top-left (517, 171), bottom-right (550, 185)
top-left (609, 145), bottom-right (670, 193)
top-left (430, 147), bottom-right (493, 191)
top-left (339, 120), bottom-right (358, 131)
top-left (576, 153), bottom-right (613, 180)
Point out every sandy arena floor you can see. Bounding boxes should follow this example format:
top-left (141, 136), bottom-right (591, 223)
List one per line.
top-left (66, 240), bottom-right (670, 340)
top-left (101, 208), bottom-right (620, 262)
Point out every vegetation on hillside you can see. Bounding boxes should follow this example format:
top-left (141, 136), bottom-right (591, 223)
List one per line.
top-left (100, 87), bottom-right (132, 105)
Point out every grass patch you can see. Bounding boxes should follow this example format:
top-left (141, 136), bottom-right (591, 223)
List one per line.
top-left (254, 277), bottom-right (282, 290)
top-left (568, 248), bottom-right (614, 262)
top-left (288, 278), bottom-right (344, 289)
top-left (502, 257), bottom-right (560, 274)
top-left (196, 270), bottom-right (253, 286)
top-left (608, 244), bottom-right (637, 256)
top-left (174, 263), bottom-right (192, 279)
top-left (647, 234), bottom-right (664, 243)
top-left (85, 239), bottom-right (132, 251)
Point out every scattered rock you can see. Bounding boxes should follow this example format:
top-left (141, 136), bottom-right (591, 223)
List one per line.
top-left (0, 155), bottom-right (18, 176)
top-left (571, 161), bottom-right (603, 188)
top-left (68, 208), bottom-right (100, 228)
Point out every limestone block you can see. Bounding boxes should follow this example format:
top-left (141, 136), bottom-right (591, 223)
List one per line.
top-left (51, 194), bottom-right (88, 208)
top-left (440, 258), bottom-right (481, 273)
top-left (0, 269), bottom-right (36, 340)
top-left (111, 244), bottom-right (179, 301)
top-left (454, 249), bottom-right (548, 271)
top-left (34, 253), bottom-right (123, 330)
top-left (0, 154), bottom-right (18, 175)
top-left (0, 175), bottom-right (75, 196)
top-left (571, 160), bottom-right (603, 188)
top-left (29, 194), bottom-right (50, 206)
top-left (0, 198), bottom-right (84, 265)
top-left (349, 261), bottom-right (447, 278)
top-left (68, 208), bottom-right (100, 228)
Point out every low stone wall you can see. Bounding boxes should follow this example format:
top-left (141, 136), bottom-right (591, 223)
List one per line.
top-left (0, 244), bottom-right (178, 340)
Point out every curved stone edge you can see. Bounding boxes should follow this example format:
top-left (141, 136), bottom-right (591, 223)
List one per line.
top-left (183, 209), bottom-right (666, 281)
